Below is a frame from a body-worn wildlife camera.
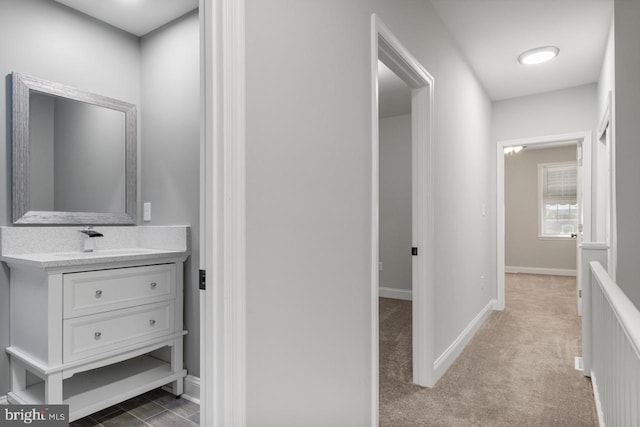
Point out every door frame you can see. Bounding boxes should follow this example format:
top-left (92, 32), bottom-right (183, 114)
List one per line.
top-left (597, 92), bottom-right (616, 280)
top-left (200, 0), bottom-right (246, 426)
top-left (370, 14), bottom-right (436, 425)
top-left (496, 131), bottom-right (593, 311)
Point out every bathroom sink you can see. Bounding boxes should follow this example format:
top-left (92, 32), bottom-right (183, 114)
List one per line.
top-left (53, 248), bottom-right (164, 258)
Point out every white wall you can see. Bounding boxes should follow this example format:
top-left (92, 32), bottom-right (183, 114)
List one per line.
top-left (245, 1), bottom-right (493, 424)
top-left (140, 11), bottom-right (201, 378)
top-left (493, 84), bottom-right (598, 143)
top-left (613, 0), bottom-right (640, 309)
top-left (0, 0), bottom-right (140, 396)
top-left (598, 19), bottom-right (615, 123)
top-left (379, 114), bottom-right (412, 293)
top-left (505, 146), bottom-right (577, 272)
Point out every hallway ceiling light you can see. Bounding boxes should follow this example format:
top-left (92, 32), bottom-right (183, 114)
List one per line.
top-left (518, 46), bottom-right (560, 65)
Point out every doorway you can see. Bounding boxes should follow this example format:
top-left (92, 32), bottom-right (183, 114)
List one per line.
top-left (370, 14), bottom-right (435, 425)
top-left (496, 132), bottom-right (593, 312)
top-left (378, 60), bottom-right (413, 302)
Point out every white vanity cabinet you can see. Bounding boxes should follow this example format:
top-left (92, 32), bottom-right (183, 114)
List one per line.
top-left (1, 226), bottom-right (190, 422)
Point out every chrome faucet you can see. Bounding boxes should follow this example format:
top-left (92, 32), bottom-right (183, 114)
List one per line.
top-left (79, 226), bottom-right (104, 252)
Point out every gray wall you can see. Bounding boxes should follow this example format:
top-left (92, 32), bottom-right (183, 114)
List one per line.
top-left (140, 11), bottom-right (200, 378)
top-left (245, 1), bottom-right (493, 424)
top-left (613, 0), bottom-right (640, 309)
top-left (379, 114), bottom-right (412, 292)
top-left (505, 146), bottom-right (577, 271)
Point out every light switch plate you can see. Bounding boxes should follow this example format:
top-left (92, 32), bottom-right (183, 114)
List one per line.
top-left (143, 202), bottom-right (151, 222)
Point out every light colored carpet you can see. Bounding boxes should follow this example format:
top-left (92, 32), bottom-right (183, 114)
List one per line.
top-left (379, 274), bottom-right (598, 426)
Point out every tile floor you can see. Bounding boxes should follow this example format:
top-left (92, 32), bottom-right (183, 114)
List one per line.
top-left (70, 388), bottom-right (199, 427)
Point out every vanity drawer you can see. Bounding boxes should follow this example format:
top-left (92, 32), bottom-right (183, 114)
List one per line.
top-left (63, 301), bottom-right (174, 362)
top-left (63, 264), bottom-right (175, 318)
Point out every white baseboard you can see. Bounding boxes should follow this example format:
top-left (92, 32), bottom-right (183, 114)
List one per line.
top-left (433, 299), bottom-right (496, 380)
top-left (0, 395), bottom-right (7, 405)
top-left (379, 286), bottom-right (412, 301)
top-left (181, 375), bottom-right (200, 405)
top-left (505, 266), bottom-right (576, 277)
top-left (591, 371), bottom-right (605, 427)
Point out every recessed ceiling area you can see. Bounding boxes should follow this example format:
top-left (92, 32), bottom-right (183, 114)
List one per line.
top-left (430, 0), bottom-right (613, 100)
top-left (54, 0), bottom-right (198, 37)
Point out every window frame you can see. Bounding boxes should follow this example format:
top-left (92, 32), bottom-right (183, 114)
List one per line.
top-left (538, 161), bottom-right (578, 240)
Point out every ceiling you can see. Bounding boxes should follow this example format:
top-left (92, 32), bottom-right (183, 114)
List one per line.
top-left (54, 0), bottom-right (198, 37)
top-left (56, 0), bottom-right (613, 102)
top-left (430, 0), bottom-right (614, 101)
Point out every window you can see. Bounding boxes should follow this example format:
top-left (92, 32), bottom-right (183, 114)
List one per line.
top-left (539, 162), bottom-right (578, 237)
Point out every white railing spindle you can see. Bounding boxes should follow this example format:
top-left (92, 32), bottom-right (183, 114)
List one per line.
top-left (587, 259), bottom-right (640, 426)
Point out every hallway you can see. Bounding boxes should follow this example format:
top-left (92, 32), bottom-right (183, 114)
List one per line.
top-left (379, 274), bottom-right (598, 426)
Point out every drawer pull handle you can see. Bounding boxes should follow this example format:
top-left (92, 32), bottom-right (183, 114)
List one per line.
top-left (150, 282), bottom-right (157, 289)
top-left (95, 290), bottom-right (103, 298)
top-left (94, 332), bottom-right (102, 339)
top-left (150, 319), bottom-right (156, 327)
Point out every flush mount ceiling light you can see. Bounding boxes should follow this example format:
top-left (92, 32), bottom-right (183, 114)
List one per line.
top-left (518, 46), bottom-right (559, 65)
top-left (504, 146), bottom-right (526, 155)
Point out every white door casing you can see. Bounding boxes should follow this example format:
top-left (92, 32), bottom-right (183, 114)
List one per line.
top-left (597, 92), bottom-right (616, 280)
top-left (576, 142), bottom-right (584, 314)
top-left (200, 0), bottom-right (246, 426)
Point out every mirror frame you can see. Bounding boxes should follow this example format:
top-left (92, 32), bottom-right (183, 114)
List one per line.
top-left (12, 72), bottom-right (137, 225)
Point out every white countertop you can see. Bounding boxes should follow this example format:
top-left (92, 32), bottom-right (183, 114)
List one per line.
top-left (0, 225), bottom-right (191, 269)
top-left (0, 247), bottom-right (189, 269)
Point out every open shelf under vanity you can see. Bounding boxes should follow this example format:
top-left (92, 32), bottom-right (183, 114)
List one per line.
top-left (9, 354), bottom-right (184, 421)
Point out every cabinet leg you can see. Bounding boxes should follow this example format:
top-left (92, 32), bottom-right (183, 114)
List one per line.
top-left (45, 372), bottom-right (64, 404)
top-left (10, 359), bottom-right (27, 393)
top-left (168, 341), bottom-right (184, 396)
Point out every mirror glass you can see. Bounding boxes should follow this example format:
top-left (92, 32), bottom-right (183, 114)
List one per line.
top-left (12, 73), bottom-right (136, 224)
top-left (29, 93), bottom-right (126, 213)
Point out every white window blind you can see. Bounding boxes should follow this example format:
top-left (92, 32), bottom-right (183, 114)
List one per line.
top-left (539, 162), bottom-right (578, 237)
